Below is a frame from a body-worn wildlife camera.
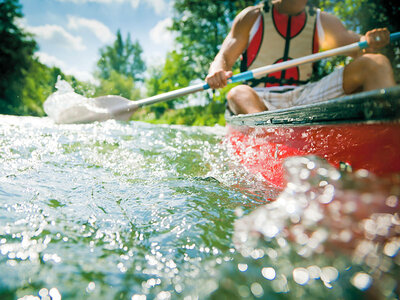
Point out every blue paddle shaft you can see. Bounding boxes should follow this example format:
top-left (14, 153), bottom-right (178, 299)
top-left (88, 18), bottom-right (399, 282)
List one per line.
top-left (140, 31), bottom-right (400, 109)
top-left (203, 70), bottom-right (255, 89)
top-left (225, 31), bottom-right (400, 88)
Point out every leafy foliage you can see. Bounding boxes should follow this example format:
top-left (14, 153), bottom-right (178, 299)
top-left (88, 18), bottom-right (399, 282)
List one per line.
top-left (0, 0), bottom-right (89, 116)
top-left (20, 60), bottom-right (95, 116)
top-left (311, 0), bottom-right (400, 81)
top-left (133, 100), bottom-right (226, 126)
top-left (145, 0), bottom-right (258, 124)
top-left (0, 0), bottom-right (37, 114)
top-left (97, 30), bottom-right (146, 82)
top-left (2, 0), bottom-right (399, 124)
top-left (19, 60), bottom-right (62, 116)
top-left (170, 0), bottom-right (258, 78)
top-left (146, 51), bottom-right (196, 99)
top-left (94, 71), bottom-right (140, 101)
top-left (144, 50), bottom-right (197, 117)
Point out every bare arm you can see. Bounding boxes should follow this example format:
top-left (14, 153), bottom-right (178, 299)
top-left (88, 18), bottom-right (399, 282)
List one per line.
top-left (320, 12), bottom-right (390, 57)
top-left (319, 12), bottom-right (360, 56)
top-left (205, 6), bottom-right (260, 89)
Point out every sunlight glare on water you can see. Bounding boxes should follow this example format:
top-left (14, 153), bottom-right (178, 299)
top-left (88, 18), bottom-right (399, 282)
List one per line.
top-left (0, 115), bottom-right (277, 299)
top-left (0, 115), bottom-right (398, 299)
top-left (232, 155), bottom-right (400, 299)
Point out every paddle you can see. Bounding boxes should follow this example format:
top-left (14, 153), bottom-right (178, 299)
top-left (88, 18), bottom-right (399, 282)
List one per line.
top-left (46, 32), bottom-right (400, 124)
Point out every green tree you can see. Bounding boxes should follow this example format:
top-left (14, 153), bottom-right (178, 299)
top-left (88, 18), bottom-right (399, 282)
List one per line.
top-left (0, 0), bottom-right (37, 114)
top-left (145, 51), bottom-right (197, 117)
top-left (311, 0), bottom-right (400, 81)
top-left (171, 0), bottom-right (258, 78)
top-left (97, 30), bottom-right (146, 82)
top-left (94, 70), bottom-right (140, 100)
top-left (20, 60), bottom-right (62, 116)
top-left (147, 51), bottom-right (196, 103)
top-left (143, 0), bottom-right (400, 125)
top-left (145, 0), bottom-right (257, 124)
top-left (20, 59), bottom-right (95, 116)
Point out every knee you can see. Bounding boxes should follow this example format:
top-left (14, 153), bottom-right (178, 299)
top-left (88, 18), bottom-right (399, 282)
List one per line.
top-left (227, 84), bottom-right (265, 114)
top-left (227, 85), bottom-right (253, 105)
top-left (359, 53), bottom-right (392, 72)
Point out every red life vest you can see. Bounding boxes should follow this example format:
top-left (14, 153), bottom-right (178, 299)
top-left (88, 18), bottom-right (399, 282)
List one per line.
top-left (241, 3), bottom-right (319, 87)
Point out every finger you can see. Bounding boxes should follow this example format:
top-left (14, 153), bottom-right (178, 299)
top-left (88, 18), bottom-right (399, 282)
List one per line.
top-left (368, 29), bottom-right (389, 49)
top-left (217, 71), bottom-right (227, 87)
top-left (226, 71), bottom-right (233, 83)
top-left (374, 31), bottom-right (385, 43)
top-left (211, 79), bottom-right (220, 89)
top-left (382, 29), bottom-right (390, 45)
top-left (211, 71), bottom-right (223, 88)
top-left (207, 77), bottom-right (217, 89)
top-left (205, 76), bottom-right (214, 89)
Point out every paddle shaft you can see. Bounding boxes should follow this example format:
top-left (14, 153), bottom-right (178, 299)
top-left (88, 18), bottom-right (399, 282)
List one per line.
top-left (112, 32), bottom-right (400, 116)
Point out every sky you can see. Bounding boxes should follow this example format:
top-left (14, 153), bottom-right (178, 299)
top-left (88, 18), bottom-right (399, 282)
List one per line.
top-left (20, 0), bottom-right (175, 83)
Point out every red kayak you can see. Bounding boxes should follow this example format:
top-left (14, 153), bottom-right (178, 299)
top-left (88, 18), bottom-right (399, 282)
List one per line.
top-left (226, 86), bottom-right (400, 188)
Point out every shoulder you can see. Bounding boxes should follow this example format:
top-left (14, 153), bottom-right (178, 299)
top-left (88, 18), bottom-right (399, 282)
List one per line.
top-left (319, 11), bottom-right (344, 30)
top-left (319, 10), bottom-right (357, 38)
top-left (232, 5), bottom-right (262, 32)
top-left (318, 11), bottom-right (360, 49)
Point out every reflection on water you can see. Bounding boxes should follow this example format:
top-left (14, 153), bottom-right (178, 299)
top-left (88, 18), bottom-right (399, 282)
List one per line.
top-left (0, 115), bottom-right (398, 299)
top-left (231, 156), bottom-right (399, 299)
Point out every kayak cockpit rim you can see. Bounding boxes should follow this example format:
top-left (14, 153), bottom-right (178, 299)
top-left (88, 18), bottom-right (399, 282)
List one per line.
top-left (225, 86), bottom-right (400, 127)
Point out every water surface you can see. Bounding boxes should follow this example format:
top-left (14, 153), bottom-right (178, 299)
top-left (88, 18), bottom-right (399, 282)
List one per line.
top-left (0, 115), bottom-right (398, 299)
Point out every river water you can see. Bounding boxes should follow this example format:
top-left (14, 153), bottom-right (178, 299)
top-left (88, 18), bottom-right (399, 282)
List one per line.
top-left (0, 115), bottom-right (398, 299)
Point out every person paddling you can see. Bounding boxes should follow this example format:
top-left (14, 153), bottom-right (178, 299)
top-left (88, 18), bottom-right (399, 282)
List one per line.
top-left (205, 0), bottom-right (396, 115)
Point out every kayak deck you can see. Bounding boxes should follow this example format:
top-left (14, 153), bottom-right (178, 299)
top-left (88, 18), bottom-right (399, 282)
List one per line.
top-left (225, 86), bottom-right (400, 188)
top-left (226, 86), bottom-right (400, 126)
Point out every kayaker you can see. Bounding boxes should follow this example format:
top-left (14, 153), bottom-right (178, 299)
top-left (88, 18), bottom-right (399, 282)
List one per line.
top-left (205, 0), bottom-right (396, 114)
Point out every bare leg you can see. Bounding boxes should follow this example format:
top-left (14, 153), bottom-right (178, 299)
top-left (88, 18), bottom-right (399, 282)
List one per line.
top-left (343, 53), bottom-right (395, 94)
top-left (227, 85), bottom-right (267, 114)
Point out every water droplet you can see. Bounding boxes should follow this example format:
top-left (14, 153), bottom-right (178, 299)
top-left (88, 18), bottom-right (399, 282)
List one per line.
top-left (86, 282), bottom-right (95, 292)
top-left (307, 265), bottom-right (321, 279)
top-left (321, 266), bottom-right (339, 283)
top-left (351, 272), bottom-right (372, 291)
top-left (250, 282), bottom-right (264, 297)
top-left (132, 295), bottom-right (146, 300)
top-left (238, 263), bottom-right (248, 272)
top-left (156, 291), bottom-right (171, 300)
top-left (293, 268), bottom-right (310, 285)
top-left (385, 195), bottom-right (398, 208)
top-left (38, 288), bottom-right (48, 297)
top-left (238, 285), bottom-right (250, 298)
top-left (261, 267), bottom-right (276, 280)
top-left (383, 240), bottom-right (400, 257)
top-left (49, 288), bottom-right (62, 300)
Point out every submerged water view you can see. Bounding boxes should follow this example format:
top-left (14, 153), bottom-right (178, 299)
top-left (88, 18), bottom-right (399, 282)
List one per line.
top-left (0, 115), bottom-right (399, 299)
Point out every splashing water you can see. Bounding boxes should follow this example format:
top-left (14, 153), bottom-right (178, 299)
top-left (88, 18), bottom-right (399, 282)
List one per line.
top-left (43, 77), bottom-right (108, 124)
top-left (0, 113), bottom-right (398, 299)
top-left (231, 156), bottom-right (400, 299)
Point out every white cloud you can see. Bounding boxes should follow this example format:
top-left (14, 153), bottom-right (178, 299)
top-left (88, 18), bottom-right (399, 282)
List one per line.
top-left (67, 16), bottom-right (115, 43)
top-left (146, 0), bottom-right (167, 15)
top-left (150, 18), bottom-right (174, 46)
top-left (129, 0), bottom-right (140, 9)
top-left (35, 52), bottom-right (67, 68)
top-left (27, 24), bottom-right (86, 51)
top-left (56, 0), bottom-right (168, 15)
top-left (58, 0), bottom-right (125, 3)
top-left (142, 51), bottom-right (166, 69)
top-left (64, 68), bottom-right (96, 83)
top-left (35, 52), bottom-right (95, 82)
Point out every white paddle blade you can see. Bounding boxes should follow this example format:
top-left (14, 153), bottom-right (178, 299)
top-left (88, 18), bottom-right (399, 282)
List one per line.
top-left (43, 78), bottom-right (136, 124)
top-left (92, 95), bottom-right (136, 121)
